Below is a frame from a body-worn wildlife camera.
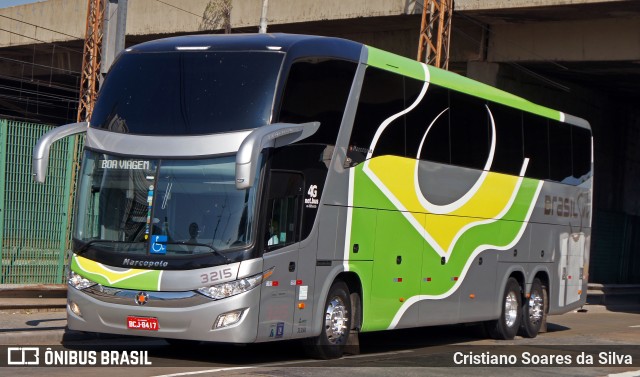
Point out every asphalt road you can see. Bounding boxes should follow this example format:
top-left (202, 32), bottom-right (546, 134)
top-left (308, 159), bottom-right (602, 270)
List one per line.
top-left (2, 304), bottom-right (640, 377)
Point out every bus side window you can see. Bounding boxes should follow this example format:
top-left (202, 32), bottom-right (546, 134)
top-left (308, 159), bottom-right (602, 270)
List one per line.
top-left (548, 120), bottom-right (573, 182)
top-left (449, 91), bottom-right (491, 171)
top-left (348, 66), bottom-right (405, 165)
top-left (406, 82), bottom-right (450, 163)
top-left (277, 59), bottom-right (357, 146)
top-left (491, 103), bottom-right (524, 176)
top-left (523, 113), bottom-right (550, 180)
top-left (572, 126), bottom-right (592, 181)
top-left (265, 171), bottom-right (304, 251)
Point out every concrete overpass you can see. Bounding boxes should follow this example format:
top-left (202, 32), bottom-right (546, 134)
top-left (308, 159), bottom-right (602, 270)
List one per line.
top-left (3, 1), bottom-right (640, 121)
top-left (1, 0), bottom-right (639, 284)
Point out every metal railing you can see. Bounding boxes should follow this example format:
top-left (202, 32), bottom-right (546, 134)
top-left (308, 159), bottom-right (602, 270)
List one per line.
top-left (0, 119), bottom-right (77, 284)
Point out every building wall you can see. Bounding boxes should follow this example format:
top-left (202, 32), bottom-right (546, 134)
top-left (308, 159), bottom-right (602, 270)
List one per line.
top-left (1, 0), bottom-right (625, 47)
top-left (487, 18), bottom-right (640, 62)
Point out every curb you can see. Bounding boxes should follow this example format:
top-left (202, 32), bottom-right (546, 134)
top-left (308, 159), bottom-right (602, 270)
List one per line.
top-left (0, 284), bottom-right (67, 297)
top-left (0, 298), bottom-right (66, 313)
top-left (0, 329), bottom-right (68, 345)
top-left (0, 285), bottom-right (67, 313)
top-left (0, 327), bottom-right (133, 346)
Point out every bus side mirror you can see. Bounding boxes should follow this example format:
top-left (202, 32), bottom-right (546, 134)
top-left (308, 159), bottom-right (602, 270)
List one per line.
top-left (235, 121), bottom-right (320, 189)
top-left (32, 122), bottom-right (88, 183)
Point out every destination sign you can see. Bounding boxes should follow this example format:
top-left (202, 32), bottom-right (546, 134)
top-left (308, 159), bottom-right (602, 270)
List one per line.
top-left (100, 160), bottom-right (151, 170)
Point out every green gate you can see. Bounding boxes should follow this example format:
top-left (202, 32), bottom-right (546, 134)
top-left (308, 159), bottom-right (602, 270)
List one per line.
top-left (0, 119), bottom-right (76, 284)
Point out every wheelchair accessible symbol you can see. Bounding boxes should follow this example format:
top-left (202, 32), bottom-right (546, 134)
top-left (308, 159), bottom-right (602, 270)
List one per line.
top-left (150, 235), bottom-right (167, 254)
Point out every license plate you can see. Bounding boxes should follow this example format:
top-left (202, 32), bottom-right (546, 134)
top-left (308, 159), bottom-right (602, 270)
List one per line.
top-left (127, 316), bottom-right (159, 331)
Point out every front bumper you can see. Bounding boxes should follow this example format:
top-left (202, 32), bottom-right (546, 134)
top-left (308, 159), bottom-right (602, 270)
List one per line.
top-left (66, 285), bottom-right (261, 343)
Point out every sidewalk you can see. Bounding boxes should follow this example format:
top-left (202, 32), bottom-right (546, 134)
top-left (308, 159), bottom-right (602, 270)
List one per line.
top-left (0, 308), bottom-right (145, 345)
top-left (0, 284), bottom-right (93, 345)
top-left (0, 310), bottom-right (69, 345)
top-left (0, 284), bottom-right (66, 312)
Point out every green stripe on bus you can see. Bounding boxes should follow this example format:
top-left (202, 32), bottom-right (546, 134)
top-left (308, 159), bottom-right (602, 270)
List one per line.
top-left (427, 65), bottom-right (563, 121)
top-left (365, 47), bottom-right (563, 122)
top-left (349, 163), bottom-right (541, 331)
top-left (71, 256), bottom-right (161, 291)
top-left (366, 46), bottom-right (426, 81)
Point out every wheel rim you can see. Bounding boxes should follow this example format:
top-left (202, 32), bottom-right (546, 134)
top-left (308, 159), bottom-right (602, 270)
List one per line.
top-left (504, 291), bottom-right (519, 327)
top-left (527, 291), bottom-right (544, 325)
top-left (324, 296), bottom-right (349, 345)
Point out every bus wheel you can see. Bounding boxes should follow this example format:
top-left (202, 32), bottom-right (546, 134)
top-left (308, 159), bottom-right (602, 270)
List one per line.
top-left (485, 277), bottom-right (522, 340)
top-left (306, 280), bottom-right (351, 359)
top-left (520, 278), bottom-right (545, 338)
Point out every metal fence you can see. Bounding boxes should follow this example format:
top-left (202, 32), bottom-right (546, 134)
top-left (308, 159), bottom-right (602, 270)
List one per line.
top-left (0, 119), bottom-right (76, 284)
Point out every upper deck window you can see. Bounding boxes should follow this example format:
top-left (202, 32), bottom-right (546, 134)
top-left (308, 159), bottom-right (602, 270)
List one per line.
top-left (91, 51), bottom-right (284, 135)
top-left (277, 58), bottom-right (357, 145)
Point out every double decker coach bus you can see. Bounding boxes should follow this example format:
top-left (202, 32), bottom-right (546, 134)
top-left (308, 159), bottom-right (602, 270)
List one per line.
top-left (33, 33), bottom-right (592, 359)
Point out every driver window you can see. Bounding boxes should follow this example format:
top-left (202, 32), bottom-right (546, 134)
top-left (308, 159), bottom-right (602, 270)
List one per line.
top-left (265, 171), bottom-right (303, 251)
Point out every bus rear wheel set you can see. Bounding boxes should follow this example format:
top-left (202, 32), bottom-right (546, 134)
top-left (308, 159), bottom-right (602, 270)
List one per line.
top-left (307, 276), bottom-right (548, 359)
top-left (486, 277), bottom-right (547, 340)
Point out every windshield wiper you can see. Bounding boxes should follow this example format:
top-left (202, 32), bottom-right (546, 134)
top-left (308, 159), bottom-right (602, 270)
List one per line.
top-left (164, 241), bottom-right (232, 263)
top-left (76, 240), bottom-right (145, 255)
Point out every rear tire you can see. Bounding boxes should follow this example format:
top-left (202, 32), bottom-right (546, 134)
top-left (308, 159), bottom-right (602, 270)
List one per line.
top-left (306, 280), bottom-right (351, 359)
top-left (485, 277), bottom-right (522, 340)
top-left (519, 278), bottom-right (545, 338)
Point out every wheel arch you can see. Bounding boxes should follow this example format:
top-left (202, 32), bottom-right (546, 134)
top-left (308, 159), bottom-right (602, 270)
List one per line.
top-left (510, 270), bottom-right (525, 289)
top-left (336, 271), bottom-right (363, 332)
top-left (310, 266), bottom-right (362, 337)
top-left (529, 267), bottom-right (550, 295)
top-left (496, 265), bottom-right (526, 307)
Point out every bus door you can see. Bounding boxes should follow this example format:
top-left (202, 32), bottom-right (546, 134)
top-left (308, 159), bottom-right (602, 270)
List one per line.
top-left (558, 231), bottom-right (586, 307)
top-left (256, 171), bottom-right (304, 341)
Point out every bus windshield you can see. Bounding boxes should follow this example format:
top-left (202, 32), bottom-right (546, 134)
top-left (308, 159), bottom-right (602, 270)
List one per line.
top-left (90, 51), bottom-right (284, 135)
top-left (74, 151), bottom-right (260, 257)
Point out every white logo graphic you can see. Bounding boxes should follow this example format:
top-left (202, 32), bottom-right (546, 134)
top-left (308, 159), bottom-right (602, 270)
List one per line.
top-left (7, 347), bottom-right (40, 365)
top-left (305, 184), bottom-right (319, 208)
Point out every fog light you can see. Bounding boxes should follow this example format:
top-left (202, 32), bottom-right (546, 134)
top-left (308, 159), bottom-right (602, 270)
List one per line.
top-left (68, 300), bottom-right (82, 317)
top-left (214, 309), bottom-right (245, 329)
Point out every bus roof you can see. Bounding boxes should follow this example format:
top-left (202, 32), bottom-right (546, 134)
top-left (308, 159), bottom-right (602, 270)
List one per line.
top-left (127, 33), bottom-right (363, 62)
top-left (126, 33), bottom-right (589, 130)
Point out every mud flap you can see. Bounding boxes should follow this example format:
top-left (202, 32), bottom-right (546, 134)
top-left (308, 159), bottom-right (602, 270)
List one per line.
top-left (345, 291), bottom-right (361, 355)
top-left (539, 284), bottom-right (549, 333)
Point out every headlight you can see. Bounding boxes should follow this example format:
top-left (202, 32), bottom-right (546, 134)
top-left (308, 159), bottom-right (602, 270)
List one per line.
top-left (68, 271), bottom-right (97, 290)
top-left (197, 268), bottom-right (273, 300)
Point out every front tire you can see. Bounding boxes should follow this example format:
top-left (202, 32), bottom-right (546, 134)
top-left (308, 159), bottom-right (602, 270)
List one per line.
top-left (306, 280), bottom-right (351, 359)
top-left (519, 278), bottom-right (545, 338)
top-left (486, 277), bottom-right (522, 340)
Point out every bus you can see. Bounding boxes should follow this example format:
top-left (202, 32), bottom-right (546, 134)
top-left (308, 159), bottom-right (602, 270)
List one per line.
top-left (33, 33), bottom-right (592, 359)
